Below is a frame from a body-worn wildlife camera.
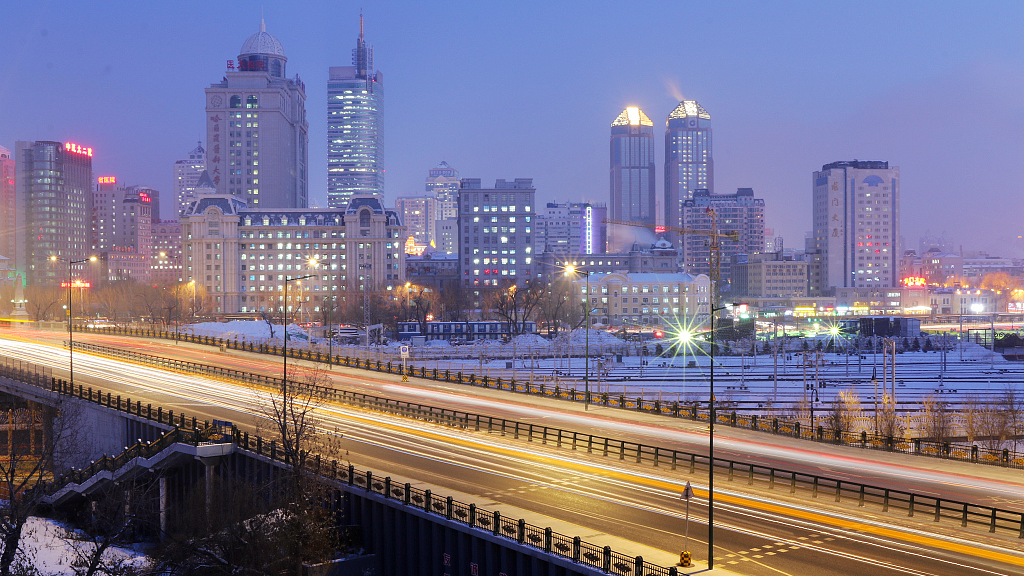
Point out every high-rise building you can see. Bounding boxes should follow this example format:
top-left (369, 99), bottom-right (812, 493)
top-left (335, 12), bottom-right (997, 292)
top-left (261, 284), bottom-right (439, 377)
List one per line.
top-left (427, 161), bottom-right (459, 219)
top-left (173, 142), bottom-right (206, 218)
top-left (609, 107), bottom-right (656, 250)
top-left (457, 178), bottom-right (536, 288)
top-left (0, 146), bottom-right (15, 265)
top-left (811, 160), bottom-right (900, 293)
top-left (205, 18), bottom-right (308, 208)
top-left (681, 188), bottom-right (764, 284)
top-left (327, 14), bottom-right (384, 208)
top-left (151, 220), bottom-right (183, 286)
top-left (395, 196), bottom-right (438, 247)
top-left (665, 100), bottom-right (713, 242)
top-left (16, 141), bottom-right (94, 286)
top-left (534, 202), bottom-right (606, 257)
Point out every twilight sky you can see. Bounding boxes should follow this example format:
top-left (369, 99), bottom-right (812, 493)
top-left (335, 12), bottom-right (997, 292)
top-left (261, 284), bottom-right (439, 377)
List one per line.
top-left (1, 1), bottom-right (1022, 255)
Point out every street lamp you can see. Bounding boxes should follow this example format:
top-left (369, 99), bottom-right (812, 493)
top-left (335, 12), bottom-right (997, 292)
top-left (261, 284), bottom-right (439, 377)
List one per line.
top-left (283, 274), bottom-right (316, 387)
top-left (707, 302), bottom-right (731, 570)
top-left (565, 264), bottom-right (592, 410)
top-left (50, 254), bottom-right (97, 385)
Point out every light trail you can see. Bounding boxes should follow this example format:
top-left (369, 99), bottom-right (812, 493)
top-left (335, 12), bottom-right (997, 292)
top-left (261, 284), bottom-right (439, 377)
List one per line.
top-left (0, 338), bottom-right (1019, 575)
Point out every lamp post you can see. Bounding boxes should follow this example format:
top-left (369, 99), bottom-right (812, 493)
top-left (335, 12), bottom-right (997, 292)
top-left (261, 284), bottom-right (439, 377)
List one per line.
top-left (283, 274), bottom-right (316, 388)
top-left (565, 265), bottom-right (591, 410)
top-left (50, 255), bottom-right (97, 385)
top-left (707, 302), bottom-right (729, 570)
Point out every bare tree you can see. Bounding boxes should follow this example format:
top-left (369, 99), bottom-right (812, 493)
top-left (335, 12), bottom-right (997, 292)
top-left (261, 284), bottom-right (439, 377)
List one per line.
top-left (826, 389), bottom-right (860, 436)
top-left (1001, 386), bottom-right (1024, 453)
top-left (537, 277), bottom-right (582, 336)
top-left (0, 284), bottom-right (13, 318)
top-left (491, 281), bottom-right (545, 336)
top-left (436, 281), bottom-right (469, 323)
top-left (922, 394), bottom-right (953, 445)
top-left (0, 396), bottom-right (86, 576)
top-left (24, 285), bottom-right (64, 321)
top-left (57, 477), bottom-right (158, 576)
top-left (249, 360), bottom-right (343, 571)
top-left (410, 289), bottom-right (437, 336)
top-left (962, 394), bottom-right (984, 446)
top-left (876, 393), bottom-right (904, 439)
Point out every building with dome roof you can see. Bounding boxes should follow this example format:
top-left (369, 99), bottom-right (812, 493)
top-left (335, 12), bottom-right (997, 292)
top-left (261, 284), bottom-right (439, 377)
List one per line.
top-left (665, 99), bottom-right (713, 243)
top-left (204, 17), bottom-right (309, 209)
top-left (609, 107), bottom-right (656, 251)
top-left (327, 13), bottom-right (384, 208)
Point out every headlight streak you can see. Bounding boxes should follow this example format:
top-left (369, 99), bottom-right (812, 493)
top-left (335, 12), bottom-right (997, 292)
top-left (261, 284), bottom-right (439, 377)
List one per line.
top-left (0, 338), bottom-right (1021, 571)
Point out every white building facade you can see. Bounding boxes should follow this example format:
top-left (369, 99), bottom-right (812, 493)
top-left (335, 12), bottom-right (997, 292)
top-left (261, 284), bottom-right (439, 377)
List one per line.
top-left (205, 19), bottom-right (309, 208)
top-left (812, 160), bottom-right (900, 293)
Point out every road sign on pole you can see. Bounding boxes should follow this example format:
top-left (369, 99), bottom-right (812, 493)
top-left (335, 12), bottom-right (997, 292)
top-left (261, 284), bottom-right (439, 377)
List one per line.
top-left (400, 345), bottom-right (410, 381)
top-left (680, 481), bottom-right (693, 567)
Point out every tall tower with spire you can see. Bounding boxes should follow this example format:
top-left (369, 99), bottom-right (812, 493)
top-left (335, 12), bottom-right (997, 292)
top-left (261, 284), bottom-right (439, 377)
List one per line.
top-left (327, 12), bottom-right (384, 208)
top-left (204, 16), bottom-right (309, 208)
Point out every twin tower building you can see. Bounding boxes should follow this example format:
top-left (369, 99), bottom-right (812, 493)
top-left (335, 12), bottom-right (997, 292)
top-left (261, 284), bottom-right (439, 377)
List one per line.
top-left (609, 101), bottom-right (712, 249)
top-left (204, 15), bottom-right (382, 210)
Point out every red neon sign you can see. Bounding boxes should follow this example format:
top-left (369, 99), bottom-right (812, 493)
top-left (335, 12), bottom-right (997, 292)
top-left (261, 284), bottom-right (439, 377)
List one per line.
top-left (902, 276), bottom-right (926, 287)
top-left (138, 191), bottom-right (151, 202)
top-left (97, 176), bottom-right (116, 184)
top-left (64, 142), bottom-right (93, 157)
top-left (60, 280), bottom-right (91, 289)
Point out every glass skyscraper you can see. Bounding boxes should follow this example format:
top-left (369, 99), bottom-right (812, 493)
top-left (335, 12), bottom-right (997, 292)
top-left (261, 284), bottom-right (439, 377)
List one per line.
top-left (15, 140), bottom-right (94, 285)
top-left (664, 100), bottom-right (713, 240)
top-left (609, 107), bottom-right (656, 251)
top-left (327, 14), bottom-right (384, 208)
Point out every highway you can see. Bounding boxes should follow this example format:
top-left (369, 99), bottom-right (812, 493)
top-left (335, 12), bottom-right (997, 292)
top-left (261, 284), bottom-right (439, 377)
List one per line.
top-left (0, 330), bottom-right (1022, 575)
top-left (8, 328), bottom-right (1021, 511)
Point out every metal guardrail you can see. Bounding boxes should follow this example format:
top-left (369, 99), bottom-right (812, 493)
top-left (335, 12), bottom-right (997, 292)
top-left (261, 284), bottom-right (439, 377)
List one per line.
top-left (57, 342), bottom-right (1024, 540)
top-left (0, 365), bottom-right (678, 576)
top-left (73, 325), bottom-right (1024, 469)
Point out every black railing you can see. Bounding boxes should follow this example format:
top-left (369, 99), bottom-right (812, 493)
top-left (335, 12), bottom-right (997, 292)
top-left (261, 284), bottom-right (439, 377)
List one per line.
top-left (38, 344), bottom-right (1024, 540)
top-left (71, 325), bottom-right (1024, 469)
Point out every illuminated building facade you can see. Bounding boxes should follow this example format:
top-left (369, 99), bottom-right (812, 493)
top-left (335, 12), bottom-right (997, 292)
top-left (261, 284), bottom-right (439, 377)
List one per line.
top-left (395, 196), bottom-right (438, 247)
top-left (812, 160), bottom-right (900, 293)
top-left (16, 141), bottom-right (94, 286)
top-left (427, 161), bottom-right (459, 219)
top-left (457, 178), bottom-right (536, 288)
top-left (609, 107), bottom-right (656, 250)
top-left (0, 146), bottom-right (15, 265)
top-left (570, 271), bottom-right (710, 327)
top-left (151, 220), bottom-right (183, 286)
top-left (182, 195), bottom-right (404, 314)
top-left (681, 188), bottom-right (764, 283)
top-left (327, 14), bottom-right (384, 208)
top-left (665, 100), bottom-right (713, 243)
top-left (205, 18), bottom-right (308, 208)
top-left (534, 202), bottom-right (606, 258)
top-left (173, 142), bottom-right (205, 218)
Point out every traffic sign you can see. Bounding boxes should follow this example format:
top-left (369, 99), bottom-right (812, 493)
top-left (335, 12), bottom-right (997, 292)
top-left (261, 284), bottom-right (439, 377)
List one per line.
top-left (681, 481), bottom-right (694, 500)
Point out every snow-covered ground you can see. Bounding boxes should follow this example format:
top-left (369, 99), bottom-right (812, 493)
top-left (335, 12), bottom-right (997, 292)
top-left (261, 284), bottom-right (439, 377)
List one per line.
top-left (14, 517), bottom-right (150, 575)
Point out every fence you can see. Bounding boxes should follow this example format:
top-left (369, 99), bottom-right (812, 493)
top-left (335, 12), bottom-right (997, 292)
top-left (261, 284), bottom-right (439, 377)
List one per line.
top-left (66, 333), bottom-right (1024, 470)
top-left (44, 343), bottom-right (1024, 540)
top-left (16, 373), bottom-right (678, 576)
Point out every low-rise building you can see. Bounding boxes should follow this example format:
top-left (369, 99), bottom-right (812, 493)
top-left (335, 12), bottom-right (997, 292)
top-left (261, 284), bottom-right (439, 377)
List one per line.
top-left (731, 253), bottom-right (807, 298)
top-left (537, 238), bottom-right (681, 283)
top-left (182, 194), bottom-right (405, 314)
top-left (571, 271), bottom-right (710, 327)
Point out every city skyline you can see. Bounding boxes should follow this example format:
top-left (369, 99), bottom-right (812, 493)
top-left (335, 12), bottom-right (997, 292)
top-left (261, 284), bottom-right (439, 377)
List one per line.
top-left (0, 2), bottom-right (1021, 253)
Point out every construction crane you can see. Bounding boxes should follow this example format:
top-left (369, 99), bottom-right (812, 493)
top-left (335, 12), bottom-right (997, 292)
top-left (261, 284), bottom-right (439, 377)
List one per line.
top-left (604, 211), bottom-right (739, 314)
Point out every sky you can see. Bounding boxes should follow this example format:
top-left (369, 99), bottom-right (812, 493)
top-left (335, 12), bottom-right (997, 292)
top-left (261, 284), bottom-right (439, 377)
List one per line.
top-left (1, 0), bottom-right (1022, 255)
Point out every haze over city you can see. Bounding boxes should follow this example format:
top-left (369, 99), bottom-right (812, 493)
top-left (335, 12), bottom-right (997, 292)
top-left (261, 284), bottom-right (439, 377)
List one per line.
top-left (1, 1), bottom-right (1021, 253)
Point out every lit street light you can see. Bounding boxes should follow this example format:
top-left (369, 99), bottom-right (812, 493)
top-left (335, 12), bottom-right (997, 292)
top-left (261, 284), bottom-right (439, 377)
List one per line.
top-left (283, 274), bottom-right (316, 388)
top-left (50, 254), bottom-right (97, 385)
top-left (565, 264), bottom-right (592, 410)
